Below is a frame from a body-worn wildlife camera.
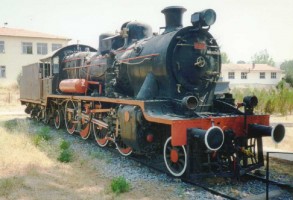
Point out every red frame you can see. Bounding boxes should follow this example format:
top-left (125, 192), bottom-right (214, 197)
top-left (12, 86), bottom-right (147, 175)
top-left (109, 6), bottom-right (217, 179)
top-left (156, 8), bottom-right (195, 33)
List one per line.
top-left (171, 115), bottom-right (270, 146)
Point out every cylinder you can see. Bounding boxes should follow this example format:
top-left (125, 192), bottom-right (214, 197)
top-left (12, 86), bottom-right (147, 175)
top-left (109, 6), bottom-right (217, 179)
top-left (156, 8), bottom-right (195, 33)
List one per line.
top-left (59, 79), bottom-right (88, 94)
top-left (188, 126), bottom-right (224, 151)
top-left (248, 123), bottom-right (285, 144)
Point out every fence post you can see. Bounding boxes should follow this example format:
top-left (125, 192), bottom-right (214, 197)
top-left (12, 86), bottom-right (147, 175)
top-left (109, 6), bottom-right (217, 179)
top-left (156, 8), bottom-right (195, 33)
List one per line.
top-left (266, 152), bottom-right (269, 200)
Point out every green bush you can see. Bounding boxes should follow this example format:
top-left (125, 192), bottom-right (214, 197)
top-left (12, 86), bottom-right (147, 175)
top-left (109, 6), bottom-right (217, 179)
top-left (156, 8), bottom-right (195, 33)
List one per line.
top-left (231, 86), bottom-right (293, 116)
top-left (57, 140), bottom-right (73, 163)
top-left (57, 149), bottom-right (73, 163)
top-left (32, 135), bottom-right (43, 146)
top-left (264, 99), bottom-right (275, 114)
top-left (32, 127), bottom-right (52, 146)
top-left (38, 127), bottom-right (51, 141)
top-left (60, 140), bottom-right (70, 150)
top-left (110, 176), bottom-right (130, 194)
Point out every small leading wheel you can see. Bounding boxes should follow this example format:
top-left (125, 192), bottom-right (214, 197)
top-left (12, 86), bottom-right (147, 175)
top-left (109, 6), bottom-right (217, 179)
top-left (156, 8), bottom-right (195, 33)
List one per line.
top-left (54, 109), bottom-right (64, 129)
top-left (80, 113), bottom-right (91, 140)
top-left (92, 122), bottom-right (109, 147)
top-left (43, 108), bottom-right (51, 125)
top-left (115, 136), bottom-right (132, 156)
top-left (64, 100), bottom-right (77, 134)
top-left (163, 137), bottom-right (187, 177)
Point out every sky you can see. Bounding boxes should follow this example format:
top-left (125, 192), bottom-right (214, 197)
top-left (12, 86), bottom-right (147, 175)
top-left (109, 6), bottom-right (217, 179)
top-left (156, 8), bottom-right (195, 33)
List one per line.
top-left (1, 0), bottom-right (293, 64)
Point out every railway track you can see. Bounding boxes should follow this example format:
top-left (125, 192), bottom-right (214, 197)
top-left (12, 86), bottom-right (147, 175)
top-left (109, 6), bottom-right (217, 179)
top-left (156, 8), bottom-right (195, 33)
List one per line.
top-left (26, 118), bottom-right (293, 199)
top-left (61, 132), bottom-right (240, 199)
top-left (245, 173), bottom-right (293, 189)
top-left (127, 149), bottom-right (293, 200)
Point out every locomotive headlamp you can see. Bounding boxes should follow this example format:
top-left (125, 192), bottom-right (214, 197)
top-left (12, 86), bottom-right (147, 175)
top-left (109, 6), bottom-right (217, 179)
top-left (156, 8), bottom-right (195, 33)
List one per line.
top-left (191, 9), bottom-right (216, 28)
top-left (243, 96), bottom-right (258, 108)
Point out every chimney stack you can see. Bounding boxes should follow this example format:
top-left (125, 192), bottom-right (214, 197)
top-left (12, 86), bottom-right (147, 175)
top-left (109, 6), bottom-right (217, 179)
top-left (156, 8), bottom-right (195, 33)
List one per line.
top-left (161, 6), bottom-right (186, 33)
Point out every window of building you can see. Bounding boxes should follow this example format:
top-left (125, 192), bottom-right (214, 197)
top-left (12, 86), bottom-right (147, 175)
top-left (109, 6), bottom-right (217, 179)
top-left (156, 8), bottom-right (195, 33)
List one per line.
top-left (260, 72), bottom-right (265, 79)
top-left (52, 43), bottom-right (62, 51)
top-left (0, 66), bottom-right (6, 78)
top-left (37, 43), bottom-right (48, 55)
top-left (241, 72), bottom-right (247, 79)
top-left (228, 72), bottom-right (235, 79)
top-left (271, 72), bottom-right (276, 79)
top-left (0, 41), bottom-right (5, 53)
top-left (22, 42), bottom-right (33, 54)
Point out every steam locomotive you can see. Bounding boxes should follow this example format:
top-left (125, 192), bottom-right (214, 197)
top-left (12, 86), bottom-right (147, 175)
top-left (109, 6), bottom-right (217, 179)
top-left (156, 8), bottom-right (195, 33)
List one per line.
top-left (20, 6), bottom-right (285, 178)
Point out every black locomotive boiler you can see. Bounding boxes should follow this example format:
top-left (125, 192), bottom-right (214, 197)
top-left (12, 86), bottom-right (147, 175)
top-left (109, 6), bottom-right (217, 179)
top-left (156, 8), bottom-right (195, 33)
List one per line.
top-left (20, 6), bottom-right (285, 178)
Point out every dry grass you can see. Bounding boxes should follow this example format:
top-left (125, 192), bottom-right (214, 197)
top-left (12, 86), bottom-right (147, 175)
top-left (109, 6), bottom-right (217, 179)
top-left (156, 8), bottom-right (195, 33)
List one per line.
top-left (0, 176), bottom-right (26, 197)
top-left (0, 84), bottom-right (21, 116)
top-left (0, 86), bottom-right (181, 200)
top-left (0, 119), bottom-right (113, 200)
top-left (0, 122), bottom-right (54, 174)
top-left (0, 117), bottom-right (180, 200)
top-left (0, 119), bottom-right (111, 199)
top-left (0, 84), bottom-right (19, 102)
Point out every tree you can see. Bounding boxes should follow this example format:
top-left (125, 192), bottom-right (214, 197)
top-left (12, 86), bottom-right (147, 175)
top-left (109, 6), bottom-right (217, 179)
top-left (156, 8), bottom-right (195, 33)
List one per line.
top-left (280, 60), bottom-right (293, 74)
top-left (251, 49), bottom-right (275, 66)
top-left (284, 74), bottom-right (293, 87)
top-left (221, 52), bottom-right (230, 64)
top-left (280, 60), bottom-right (293, 87)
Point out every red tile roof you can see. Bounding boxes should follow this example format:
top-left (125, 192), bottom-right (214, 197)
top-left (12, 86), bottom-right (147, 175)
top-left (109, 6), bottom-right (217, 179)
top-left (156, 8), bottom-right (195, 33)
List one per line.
top-left (0, 27), bottom-right (70, 40)
top-left (222, 63), bottom-right (283, 72)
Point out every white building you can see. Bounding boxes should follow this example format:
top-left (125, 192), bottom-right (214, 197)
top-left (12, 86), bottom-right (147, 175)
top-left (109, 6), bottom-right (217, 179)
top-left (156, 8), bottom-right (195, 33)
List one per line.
top-left (0, 27), bottom-right (70, 85)
top-left (221, 63), bottom-right (284, 88)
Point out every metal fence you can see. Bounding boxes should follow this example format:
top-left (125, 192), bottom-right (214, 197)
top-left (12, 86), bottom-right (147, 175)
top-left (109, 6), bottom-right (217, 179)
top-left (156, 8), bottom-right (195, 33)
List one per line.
top-left (266, 151), bottom-right (293, 200)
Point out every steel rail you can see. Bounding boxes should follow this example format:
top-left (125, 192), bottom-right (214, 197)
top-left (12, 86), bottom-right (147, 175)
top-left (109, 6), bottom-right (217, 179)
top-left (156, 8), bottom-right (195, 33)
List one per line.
top-left (30, 117), bottom-right (291, 200)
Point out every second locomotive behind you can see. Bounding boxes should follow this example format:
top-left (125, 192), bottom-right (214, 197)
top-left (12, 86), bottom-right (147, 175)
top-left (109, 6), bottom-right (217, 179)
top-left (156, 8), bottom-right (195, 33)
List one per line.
top-left (20, 6), bottom-right (285, 178)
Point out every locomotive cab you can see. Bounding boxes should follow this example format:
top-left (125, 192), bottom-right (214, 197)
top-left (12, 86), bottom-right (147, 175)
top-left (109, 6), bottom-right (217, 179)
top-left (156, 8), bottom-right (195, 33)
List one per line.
top-left (41, 45), bottom-right (97, 95)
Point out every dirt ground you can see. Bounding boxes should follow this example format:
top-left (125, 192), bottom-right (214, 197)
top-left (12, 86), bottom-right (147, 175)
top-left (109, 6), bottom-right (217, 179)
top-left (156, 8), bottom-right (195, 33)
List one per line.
top-left (0, 105), bottom-right (292, 200)
top-left (0, 112), bottom-right (182, 200)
